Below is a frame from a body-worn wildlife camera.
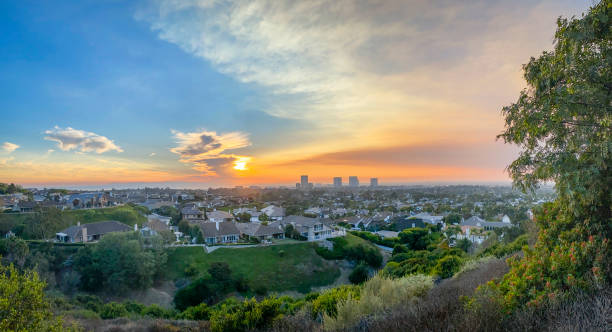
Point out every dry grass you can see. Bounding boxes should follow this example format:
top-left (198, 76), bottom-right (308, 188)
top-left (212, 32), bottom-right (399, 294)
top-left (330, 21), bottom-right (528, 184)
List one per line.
top-left (69, 318), bottom-right (209, 332)
top-left (322, 274), bottom-right (433, 331)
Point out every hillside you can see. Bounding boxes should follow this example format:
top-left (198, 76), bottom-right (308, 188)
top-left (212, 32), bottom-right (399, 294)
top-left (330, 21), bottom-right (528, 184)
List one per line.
top-left (0, 205), bottom-right (147, 239)
top-left (166, 242), bottom-right (342, 294)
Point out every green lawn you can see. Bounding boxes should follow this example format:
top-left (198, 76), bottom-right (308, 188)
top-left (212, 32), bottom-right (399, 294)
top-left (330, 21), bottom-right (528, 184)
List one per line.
top-left (66, 205), bottom-right (147, 226)
top-left (166, 243), bottom-right (342, 293)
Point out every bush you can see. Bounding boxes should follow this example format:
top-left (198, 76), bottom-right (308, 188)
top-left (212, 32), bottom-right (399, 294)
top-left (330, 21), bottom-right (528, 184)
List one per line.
top-left (433, 255), bottom-right (463, 279)
top-left (323, 274), bottom-right (433, 330)
top-left (349, 263), bottom-right (369, 284)
top-left (179, 303), bottom-right (211, 320)
top-left (100, 302), bottom-right (128, 319)
top-left (209, 297), bottom-right (284, 332)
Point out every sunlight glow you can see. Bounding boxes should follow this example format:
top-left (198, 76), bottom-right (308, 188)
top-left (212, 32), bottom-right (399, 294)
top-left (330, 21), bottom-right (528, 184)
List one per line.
top-left (233, 157), bottom-right (250, 171)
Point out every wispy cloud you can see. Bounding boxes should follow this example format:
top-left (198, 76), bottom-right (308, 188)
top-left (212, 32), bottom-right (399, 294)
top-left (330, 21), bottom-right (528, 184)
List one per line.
top-left (170, 129), bottom-right (251, 175)
top-left (2, 142), bottom-right (20, 153)
top-left (44, 126), bottom-right (123, 154)
top-left (149, 152), bottom-right (156, 157)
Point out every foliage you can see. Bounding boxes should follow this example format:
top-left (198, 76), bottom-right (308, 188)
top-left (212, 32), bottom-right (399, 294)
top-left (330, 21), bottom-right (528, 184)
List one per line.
top-left (73, 232), bottom-right (166, 294)
top-left (433, 255), bottom-right (463, 279)
top-left (443, 213), bottom-right (462, 225)
top-left (351, 230), bottom-right (399, 247)
top-left (167, 243), bottom-right (340, 296)
top-left (398, 227), bottom-right (437, 250)
top-left (99, 302), bottom-right (128, 319)
top-left (323, 274), bottom-right (433, 330)
top-left (311, 285), bottom-right (360, 319)
top-left (0, 183), bottom-right (29, 195)
top-left (315, 235), bottom-right (383, 268)
top-left (478, 234), bottom-right (528, 258)
top-left (0, 263), bottom-right (66, 331)
top-left (235, 212), bottom-right (252, 223)
top-left (152, 206), bottom-right (181, 225)
top-left (493, 1), bottom-right (612, 311)
top-left (209, 297), bottom-right (288, 332)
top-left (348, 263), bottom-right (369, 284)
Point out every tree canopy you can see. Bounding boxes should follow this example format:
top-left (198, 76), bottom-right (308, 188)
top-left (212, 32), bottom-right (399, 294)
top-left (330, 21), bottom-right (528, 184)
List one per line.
top-left (493, 0), bottom-right (611, 310)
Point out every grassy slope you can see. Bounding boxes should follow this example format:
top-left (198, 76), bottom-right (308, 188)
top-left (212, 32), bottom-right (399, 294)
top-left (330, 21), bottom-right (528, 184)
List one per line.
top-left (166, 242), bottom-right (342, 293)
top-left (0, 205), bottom-right (147, 236)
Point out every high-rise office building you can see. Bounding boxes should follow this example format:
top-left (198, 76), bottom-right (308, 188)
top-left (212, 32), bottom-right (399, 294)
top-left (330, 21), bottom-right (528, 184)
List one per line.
top-left (349, 176), bottom-right (359, 187)
top-left (333, 177), bottom-right (342, 187)
top-left (300, 175), bottom-right (308, 187)
top-left (370, 178), bottom-right (378, 187)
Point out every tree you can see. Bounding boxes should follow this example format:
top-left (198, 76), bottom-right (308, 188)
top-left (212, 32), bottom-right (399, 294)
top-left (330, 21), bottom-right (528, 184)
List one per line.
top-left (236, 212), bottom-right (252, 223)
top-left (399, 228), bottom-right (431, 250)
top-left (433, 255), bottom-right (462, 279)
top-left (73, 232), bottom-right (161, 294)
top-left (349, 263), bottom-right (369, 284)
top-left (0, 264), bottom-right (65, 331)
top-left (443, 213), bottom-right (462, 225)
top-left (492, 1), bottom-right (611, 311)
top-left (258, 213), bottom-right (269, 222)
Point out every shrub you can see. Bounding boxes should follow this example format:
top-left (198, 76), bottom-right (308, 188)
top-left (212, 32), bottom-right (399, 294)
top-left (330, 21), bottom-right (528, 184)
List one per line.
top-left (433, 255), bottom-right (463, 279)
top-left (324, 274), bottom-right (433, 330)
top-left (349, 263), bottom-right (369, 284)
top-left (179, 303), bottom-right (211, 320)
top-left (311, 285), bottom-right (360, 319)
top-left (209, 297), bottom-right (284, 332)
top-left (100, 302), bottom-right (128, 319)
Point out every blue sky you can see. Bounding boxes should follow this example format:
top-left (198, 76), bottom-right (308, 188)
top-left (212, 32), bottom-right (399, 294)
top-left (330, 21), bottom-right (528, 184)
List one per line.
top-left (0, 0), bottom-right (590, 188)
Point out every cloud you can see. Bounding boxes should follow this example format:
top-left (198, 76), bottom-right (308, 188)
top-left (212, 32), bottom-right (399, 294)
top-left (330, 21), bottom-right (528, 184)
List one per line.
top-left (149, 152), bottom-right (156, 157)
top-left (170, 129), bottom-right (251, 175)
top-left (2, 142), bottom-right (19, 153)
top-left (140, 0), bottom-right (587, 159)
top-left (44, 126), bottom-right (123, 153)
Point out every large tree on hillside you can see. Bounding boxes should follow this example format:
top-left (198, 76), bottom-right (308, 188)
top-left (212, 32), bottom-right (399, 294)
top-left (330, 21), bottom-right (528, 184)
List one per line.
top-left (493, 0), bottom-right (611, 310)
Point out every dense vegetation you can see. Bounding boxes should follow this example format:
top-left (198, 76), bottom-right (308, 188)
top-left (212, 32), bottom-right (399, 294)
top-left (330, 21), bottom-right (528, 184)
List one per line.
top-left (490, 0), bottom-right (611, 312)
top-left (167, 242), bottom-right (341, 295)
top-left (315, 233), bottom-right (383, 268)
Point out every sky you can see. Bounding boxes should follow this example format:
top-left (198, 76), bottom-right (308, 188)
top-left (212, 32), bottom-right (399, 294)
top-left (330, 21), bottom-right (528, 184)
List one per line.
top-left (0, 0), bottom-right (591, 188)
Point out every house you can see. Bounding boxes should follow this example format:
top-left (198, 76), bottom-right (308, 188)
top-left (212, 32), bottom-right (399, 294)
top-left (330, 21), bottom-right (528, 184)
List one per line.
top-left (200, 221), bottom-right (240, 245)
top-left (336, 216), bottom-right (363, 229)
top-left (460, 216), bottom-right (515, 232)
top-left (55, 220), bottom-right (133, 243)
top-left (140, 218), bottom-right (171, 237)
top-left (261, 205), bottom-right (285, 221)
top-left (181, 205), bottom-right (204, 221)
top-left (411, 212), bottom-right (444, 225)
top-left (391, 215), bottom-right (426, 230)
top-left (236, 222), bottom-right (285, 242)
top-left (207, 210), bottom-right (234, 223)
top-left (281, 215), bottom-right (334, 241)
top-left (15, 201), bottom-right (36, 213)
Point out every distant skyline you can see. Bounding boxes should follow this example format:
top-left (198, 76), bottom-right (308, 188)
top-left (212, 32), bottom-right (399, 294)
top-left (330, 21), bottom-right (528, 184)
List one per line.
top-left (0, 0), bottom-right (590, 187)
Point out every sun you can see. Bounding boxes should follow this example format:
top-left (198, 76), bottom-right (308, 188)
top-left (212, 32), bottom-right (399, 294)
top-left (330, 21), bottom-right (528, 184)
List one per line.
top-left (233, 157), bottom-right (250, 171)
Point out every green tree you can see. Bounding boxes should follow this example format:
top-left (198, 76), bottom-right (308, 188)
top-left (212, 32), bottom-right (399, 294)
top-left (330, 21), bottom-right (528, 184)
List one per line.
top-left (349, 263), bottom-right (369, 284)
top-left (433, 255), bottom-right (462, 279)
top-left (493, 0), bottom-right (611, 311)
top-left (74, 232), bottom-right (161, 294)
top-left (443, 213), bottom-right (462, 225)
top-left (0, 263), bottom-right (66, 331)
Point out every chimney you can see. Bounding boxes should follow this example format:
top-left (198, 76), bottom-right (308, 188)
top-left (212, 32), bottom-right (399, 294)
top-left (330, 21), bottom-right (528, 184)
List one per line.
top-left (215, 221), bottom-right (219, 231)
top-left (82, 227), bottom-right (87, 243)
